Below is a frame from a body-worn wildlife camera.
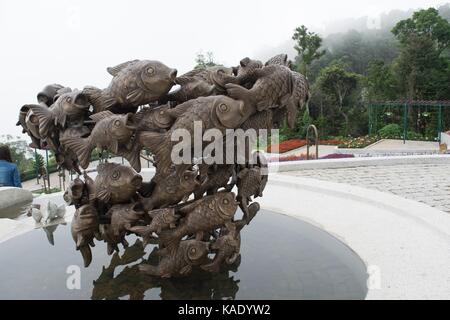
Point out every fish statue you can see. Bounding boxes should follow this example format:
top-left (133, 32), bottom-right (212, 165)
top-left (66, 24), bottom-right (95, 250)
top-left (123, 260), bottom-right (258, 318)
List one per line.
top-left (60, 111), bottom-right (142, 171)
top-left (264, 53), bottom-right (292, 68)
top-left (129, 208), bottom-right (180, 246)
top-left (141, 167), bottom-right (201, 211)
top-left (63, 177), bottom-right (86, 206)
top-left (83, 59), bottom-right (177, 113)
top-left (27, 89), bottom-right (90, 138)
top-left (212, 57), bottom-right (263, 91)
top-left (236, 164), bottom-right (267, 222)
top-left (45, 201), bottom-right (66, 223)
top-left (167, 66), bottom-right (234, 102)
top-left (37, 84), bottom-right (65, 106)
top-left (27, 204), bottom-right (43, 223)
top-left (201, 225), bottom-right (240, 273)
top-left (159, 192), bottom-right (238, 253)
top-left (138, 95), bottom-right (246, 173)
top-left (93, 163), bottom-right (143, 204)
top-left (99, 203), bottom-right (146, 255)
top-left (138, 239), bottom-right (209, 278)
top-left (71, 204), bottom-right (101, 267)
top-left (225, 64), bottom-right (294, 118)
top-left (193, 164), bottom-right (234, 199)
top-left (285, 71), bottom-right (310, 128)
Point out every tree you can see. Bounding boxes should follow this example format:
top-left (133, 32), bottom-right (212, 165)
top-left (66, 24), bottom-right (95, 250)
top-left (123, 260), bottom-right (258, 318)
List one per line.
top-left (365, 59), bottom-right (396, 100)
top-left (0, 135), bottom-right (34, 173)
top-left (315, 62), bottom-right (361, 135)
top-left (391, 8), bottom-right (450, 100)
top-left (194, 51), bottom-right (217, 69)
top-left (292, 25), bottom-right (326, 77)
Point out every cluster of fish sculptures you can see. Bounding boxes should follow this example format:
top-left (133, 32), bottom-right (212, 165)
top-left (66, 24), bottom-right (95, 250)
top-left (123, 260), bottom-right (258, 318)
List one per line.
top-left (18, 54), bottom-right (309, 278)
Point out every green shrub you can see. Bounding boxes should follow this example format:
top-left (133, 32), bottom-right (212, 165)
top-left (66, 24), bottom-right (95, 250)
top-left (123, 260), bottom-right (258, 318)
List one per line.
top-left (378, 124), bottom-right (402, 138)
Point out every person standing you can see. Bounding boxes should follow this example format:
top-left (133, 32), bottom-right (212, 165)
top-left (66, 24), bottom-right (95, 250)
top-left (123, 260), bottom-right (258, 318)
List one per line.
top-left (0, 145), bottom-right (22, 188)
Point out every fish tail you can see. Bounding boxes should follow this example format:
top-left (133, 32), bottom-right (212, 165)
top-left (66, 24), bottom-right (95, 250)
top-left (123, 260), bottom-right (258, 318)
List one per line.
top-left (138, 264), bottom-right (160, 276)
top-left (158, 229), bottom-right (181, 255)
top-left (27, 104), bottom-right (54, 138)
top-left (79, 245), bottom-right (92, 267)
top-left (138, 131), bottom-right (171, 172)
top-left (60, 136), bottom-right (93, 169)
top-left (82, 86), bottom-right (116, 113)
top-left (120, 142), bottom-right (142, 172)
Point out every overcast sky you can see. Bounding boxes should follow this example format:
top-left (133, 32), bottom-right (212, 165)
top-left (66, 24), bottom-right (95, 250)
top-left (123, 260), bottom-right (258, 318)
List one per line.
top-left (0, 0), bottom-right (446, 139)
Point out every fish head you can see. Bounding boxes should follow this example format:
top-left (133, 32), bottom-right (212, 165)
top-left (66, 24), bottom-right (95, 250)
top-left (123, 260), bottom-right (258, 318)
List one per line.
top-left (140, 60), bottom-right (177, 100)
top-left (37, 84), bottom-right (65, 106)
top-left (236, 57), bottom-right (263, 80)
top-left (215, 192), bottom-right (238, 219)
top-left (213, 95), bottom-right (246, 128)
top-left (122, 202), bottom-right (146, 220)
top-left (179, 167), bottom-right (201, 190)
top-left (64, 178), bottom-right (85, 205)
top-left (105, 163), bottom-right (143, 194)
top-left (264, 53), bottom-right (290, 67)
top-left (58, 90), bottom-right (90, 115)
top-left (25, 109), bottom-right (41, 139)
top-left (185, 240), bottom-right (210, 263)
top-left (110, 113), bottom-right (136, 141)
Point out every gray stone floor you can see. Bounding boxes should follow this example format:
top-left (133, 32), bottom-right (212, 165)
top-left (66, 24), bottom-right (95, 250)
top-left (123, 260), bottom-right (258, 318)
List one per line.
top-left (284, 163), bottom-right (450, 213)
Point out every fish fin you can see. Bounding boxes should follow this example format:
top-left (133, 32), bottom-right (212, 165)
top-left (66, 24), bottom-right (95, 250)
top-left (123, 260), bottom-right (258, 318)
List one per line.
top-left (119, 142), bottom-right (142, 172)
top-left (76, 233), bottom-right (84, 248)
top-left (128, 226), bottom-right (149, 236)
top-left (126, 89), bottom-right (144, 106)
top-left (178, 201), bottom-right (201, 215)
top-left (166, 102), bottom-right (192, 119)
top-left (201, 261), bottom-right (220, 273)
top-left (89, 110), bottom-right (115, 122)
top-left (59, 136), bottom-right (92, 169)
top-left (96, 188), bottom-right (111, 203)
top-left (138, 131), bottom-right (171, 172)
top-left (83, 86), bottom-right (116, 113)
top-left (138, 264), bottom-right (160, 276)
top-left (179, 265), bottom-right (192, 275)
top-left (27, 104), bottom-right (54, 138)
top-left (175, 69), bottom-right (204, 85)
top-left (107, 60), bottom-right (139, 76)
top-left (158, 229), bottom-right (181, 255)
top-left (110, 139), bottom-right (119, 154)
top-left (225, 83), bottom-right (255, 109)
top-left (79, 245), bottom-right (92, 267)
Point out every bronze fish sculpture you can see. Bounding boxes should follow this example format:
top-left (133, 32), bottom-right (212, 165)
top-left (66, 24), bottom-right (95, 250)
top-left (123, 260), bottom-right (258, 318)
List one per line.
top-left (37, 83), bottom-right (65, 106)
top-left (201, 226), bottom-right (240, 273)
top-left (134, 103), bottom-right (190, 132)
top-left (193, 164), bottom-right (234, 199)
top-left (83, 59), bottom-right (177, 113)
top-left (167, 66), bottom-right (234, 102)
top-left (212, 57), bottom-right (263, 91)
top-left (71, 204), bottom-right (101, 267)
top-left (264, 53), bottom-right (291, 68)
top-left (285, 71), bottom-right (310, 128)
top-left (139, 95), bottom-right (246, 173)
top-left (141, 167), bottom-right (200, 211)
top-left (138, 239), bottom-right (209, 278)
top-left (27, 89), bottom-right (90, 138)
top-left (129, 208), bottom-right (180, 246)
top-left (64, 177), bottom-right (85, 206)
top-left (159, 192), bottom-right (238, 253)
top-left (92, 163), bottom-right (143, 204)
top-left (99, 203), bottom-right (146, 255)
top-left (60, 111), bottom-right (142, 171)
top-left (225, 64), bottom-right (294, 118)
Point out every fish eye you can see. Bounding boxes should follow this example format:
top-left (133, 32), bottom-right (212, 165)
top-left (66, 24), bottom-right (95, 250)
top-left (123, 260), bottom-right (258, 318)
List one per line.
top-left (113, 119), bottom-right (121, 127)
top-left (223, 199), bottom-right (229, 204)
top-left (66, 97), bottom-right (72, 103)
top-left (218, 103), bottom-right (228, 112)
top-left (111, 171), bottom-right (120, 180)
top-left (184, 175), bottom-right (189, 180)
top-left (190, 247), bottom-right (196, 254)
top-left (147, 67), bottom-right (155, 75)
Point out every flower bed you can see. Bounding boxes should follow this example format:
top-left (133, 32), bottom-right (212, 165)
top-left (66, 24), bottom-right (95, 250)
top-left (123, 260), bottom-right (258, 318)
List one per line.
top-left (267, 139), bottom-right (343, 153)
top-left (338, 136), bottom-right (379, 149)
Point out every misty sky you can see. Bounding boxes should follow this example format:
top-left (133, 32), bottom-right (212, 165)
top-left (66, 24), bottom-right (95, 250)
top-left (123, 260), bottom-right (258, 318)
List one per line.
top-left (0, 0), bottom-right (445, 139)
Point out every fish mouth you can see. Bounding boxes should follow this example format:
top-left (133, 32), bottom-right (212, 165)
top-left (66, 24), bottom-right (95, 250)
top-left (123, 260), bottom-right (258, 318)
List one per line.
top-left (124, 113), bottom-right (137, 130)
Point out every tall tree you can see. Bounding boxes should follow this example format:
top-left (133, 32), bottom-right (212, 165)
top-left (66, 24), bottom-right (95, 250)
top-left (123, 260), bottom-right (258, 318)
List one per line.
top-left (365, 59), bottom-right (396, 100)
top-left (292, 25), bottom-right (326, 77)
top-left (391, 8), bottom-right (450, 100)
top-left (194, 51), bottom-right (217, 69)
top-left (316, 62), bottom-right (361, 135)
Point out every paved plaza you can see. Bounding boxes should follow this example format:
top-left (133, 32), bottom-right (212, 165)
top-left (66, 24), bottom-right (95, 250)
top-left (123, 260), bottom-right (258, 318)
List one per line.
top-left (285, 163), bottom-right (450, 213)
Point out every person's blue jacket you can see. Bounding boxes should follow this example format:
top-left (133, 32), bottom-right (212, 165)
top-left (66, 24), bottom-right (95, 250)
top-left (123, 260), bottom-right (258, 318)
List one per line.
top-left (0, 160), bottom-right (22, 188)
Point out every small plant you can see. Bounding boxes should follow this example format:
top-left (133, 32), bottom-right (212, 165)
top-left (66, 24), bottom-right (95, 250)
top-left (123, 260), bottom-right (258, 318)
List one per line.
top-left (378, 124), bottom-right (402, 139)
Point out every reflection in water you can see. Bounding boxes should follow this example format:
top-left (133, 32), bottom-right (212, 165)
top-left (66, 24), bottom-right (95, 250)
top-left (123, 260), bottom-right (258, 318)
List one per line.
top-left (91, 239), bottom-right (240, 300)
top-left (0, 211), bottom-right (368, 300)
